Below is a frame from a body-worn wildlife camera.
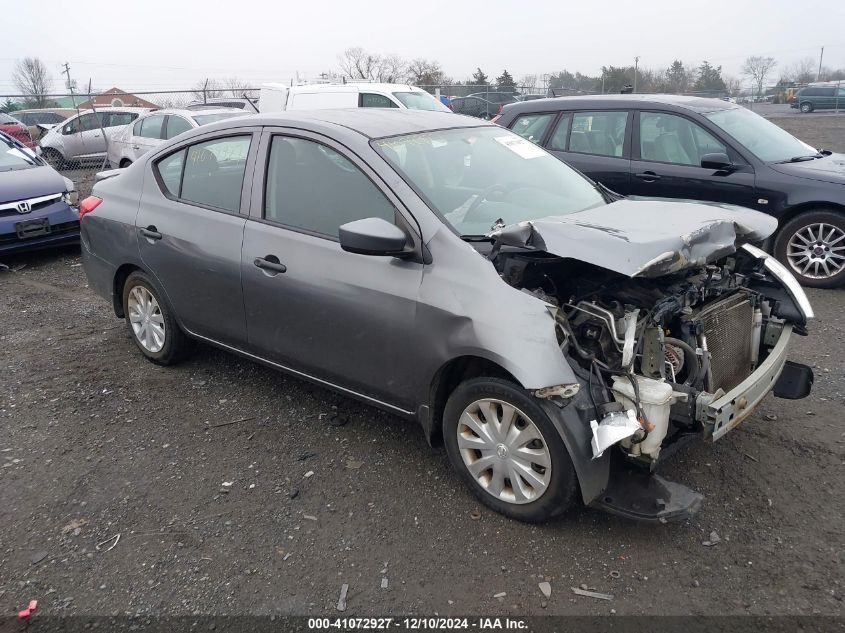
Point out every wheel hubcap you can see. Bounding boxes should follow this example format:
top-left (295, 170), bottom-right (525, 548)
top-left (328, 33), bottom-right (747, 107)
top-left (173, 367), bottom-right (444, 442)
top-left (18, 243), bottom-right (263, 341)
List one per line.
top-left (786, 222), bottom-right (845, 280)
top-left (456, 398), bottom-right (552, 504)
top-left (127, 286), bottom-right (166, 353)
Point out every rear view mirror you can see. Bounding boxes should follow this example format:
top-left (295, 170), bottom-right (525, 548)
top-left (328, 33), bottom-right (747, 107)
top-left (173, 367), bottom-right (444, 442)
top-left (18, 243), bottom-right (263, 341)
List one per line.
top-left (701, 152), bottom-right (732, 170)
top-left (339, 217), bottom-right (408, 257)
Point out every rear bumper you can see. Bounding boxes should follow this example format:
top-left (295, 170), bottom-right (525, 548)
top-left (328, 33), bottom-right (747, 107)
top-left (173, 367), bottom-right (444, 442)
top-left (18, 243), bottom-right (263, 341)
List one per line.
top-left (706, 323), bottom-right (795, 440)
top-left (0, 200), bottom-right (79, 255)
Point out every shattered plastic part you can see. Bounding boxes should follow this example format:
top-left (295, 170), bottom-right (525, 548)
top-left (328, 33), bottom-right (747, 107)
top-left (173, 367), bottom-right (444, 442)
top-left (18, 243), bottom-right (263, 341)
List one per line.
top-left (590, 409), bottom-right (642, 458)
top-left (533, 383), bottom-right (580, 399)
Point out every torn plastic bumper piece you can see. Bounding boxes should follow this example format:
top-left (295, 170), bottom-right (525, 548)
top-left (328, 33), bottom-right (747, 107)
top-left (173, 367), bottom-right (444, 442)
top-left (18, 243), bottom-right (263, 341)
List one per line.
top-left (589, 467), bottom-right (703, 522)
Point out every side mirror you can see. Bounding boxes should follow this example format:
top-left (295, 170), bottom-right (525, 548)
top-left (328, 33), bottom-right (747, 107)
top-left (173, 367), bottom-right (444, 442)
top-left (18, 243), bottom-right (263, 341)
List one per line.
top-left (63, 124), bottom-right (73, 135)
top-left (700, 152), bottom-right (733, 170)
top-left (339, 217), bottom-right (409, 257)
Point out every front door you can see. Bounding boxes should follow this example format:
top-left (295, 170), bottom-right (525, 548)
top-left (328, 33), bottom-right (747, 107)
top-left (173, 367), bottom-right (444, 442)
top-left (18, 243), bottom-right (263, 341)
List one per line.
top-left (241, 131), bottom-right (424, 409)
top-left (628, 110), bottom-right (757, 208)
top-left (135, 132), bottom-right (256, 345)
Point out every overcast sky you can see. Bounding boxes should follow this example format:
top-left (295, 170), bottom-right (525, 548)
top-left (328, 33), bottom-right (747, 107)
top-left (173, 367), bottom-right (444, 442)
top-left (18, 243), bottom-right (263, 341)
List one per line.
top-left (2, 0), bottom-right (843, 95)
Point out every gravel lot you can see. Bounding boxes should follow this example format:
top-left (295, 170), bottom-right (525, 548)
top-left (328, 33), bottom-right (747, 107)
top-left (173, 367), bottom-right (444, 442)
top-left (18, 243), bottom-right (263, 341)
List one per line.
top-left (0, 115), bottom-right (843, 619)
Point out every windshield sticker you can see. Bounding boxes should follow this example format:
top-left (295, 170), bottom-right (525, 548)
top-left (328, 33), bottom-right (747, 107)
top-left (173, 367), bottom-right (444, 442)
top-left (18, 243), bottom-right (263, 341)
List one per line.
top-left (494, 135), bottom-right (545, 159)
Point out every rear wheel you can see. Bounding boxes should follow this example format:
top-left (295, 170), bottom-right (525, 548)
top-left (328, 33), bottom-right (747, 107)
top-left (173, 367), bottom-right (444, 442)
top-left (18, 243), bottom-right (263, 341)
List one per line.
top-left (442, 377), bottom-right (578, 522)
top-left (42, 148), bottom-right (66, 170)
top-left (121, 271), bottom-right (189, 365)
top-left (774, 210), bottom-right (845, 288)
top-left (800, 102), bottom-right (814, 113)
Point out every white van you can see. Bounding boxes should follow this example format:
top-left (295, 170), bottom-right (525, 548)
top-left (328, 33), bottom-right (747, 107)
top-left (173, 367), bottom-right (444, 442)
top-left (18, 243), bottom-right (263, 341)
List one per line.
top-left (258, 83), bottom-right (451, 113)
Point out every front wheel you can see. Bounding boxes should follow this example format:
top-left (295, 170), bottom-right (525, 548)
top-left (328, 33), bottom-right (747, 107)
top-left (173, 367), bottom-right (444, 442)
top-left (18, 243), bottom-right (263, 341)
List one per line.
top-left (122, 271), bottom-right (190, 364)
top-left (774, 210), bottom-right (845, 288)
top-left (42, 148), bottom-right (66, 170)
top-left (800, 102), bottom-right (814, 113)
top-left (442, 377), bottom-right (578, 522)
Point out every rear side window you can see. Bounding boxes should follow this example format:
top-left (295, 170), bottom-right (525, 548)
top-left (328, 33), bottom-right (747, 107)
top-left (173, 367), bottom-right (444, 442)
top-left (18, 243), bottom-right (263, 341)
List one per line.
top-left (165, 116), bottom-right (192, 138)
top-left (104, 112), bottom-right (136, 127)
top-left (547, 114), bottom-right (571, 151)
top-left (154, 135), bottom-right (251, 212)
top-left (138, 115), bottom-right (166, 139)
top-left (263, 135), bottom-right (395, 238)
top-left (569, 111), bottom-right (627, 157)
top-left (510, 113), bottom-right (555, 144)
top-left (360, 93), bottom-right (397, 108)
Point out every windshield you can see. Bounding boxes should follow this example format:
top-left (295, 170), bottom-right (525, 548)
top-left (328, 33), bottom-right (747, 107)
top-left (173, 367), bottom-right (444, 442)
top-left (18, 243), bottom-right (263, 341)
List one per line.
top-left (374, 127), bottom-right (605, 236)
top-left (704, 107), bottom-right (816, 162)
top-left (191, 112), bottom-right (242, 126)
top-left (392, 91), bottom-right (450, 112)
top-left (0, 135), bottom-right (39, 171)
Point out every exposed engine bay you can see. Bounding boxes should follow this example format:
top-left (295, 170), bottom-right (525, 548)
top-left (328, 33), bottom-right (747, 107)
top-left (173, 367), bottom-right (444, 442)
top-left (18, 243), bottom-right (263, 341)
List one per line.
top-left (495, 245), bottom-right (810, 468)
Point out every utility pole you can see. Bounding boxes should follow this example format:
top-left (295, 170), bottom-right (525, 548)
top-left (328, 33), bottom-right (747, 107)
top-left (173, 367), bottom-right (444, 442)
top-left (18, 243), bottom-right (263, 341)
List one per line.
top-left (633, 56), bottom-right (640, 93)
top-left (817, 46), bottom-right (825, 81)
top-left (61, 62), bottom-right (77, 106)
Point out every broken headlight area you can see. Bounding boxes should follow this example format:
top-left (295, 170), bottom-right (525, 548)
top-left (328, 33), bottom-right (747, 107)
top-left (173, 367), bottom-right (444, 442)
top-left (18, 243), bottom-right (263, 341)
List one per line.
top-left (499, 246), bottom-right (813, 469)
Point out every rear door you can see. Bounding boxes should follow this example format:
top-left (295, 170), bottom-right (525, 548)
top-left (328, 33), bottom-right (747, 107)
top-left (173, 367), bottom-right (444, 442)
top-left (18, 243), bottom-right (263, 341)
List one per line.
top-left (545, 110), bottom-right (632, 193)
top-left (628, 110), bottom-right (757, 207)
top-left (75, 113), bottom-right (107, 159)
top-left (136, 131), bottom-right (258, 346)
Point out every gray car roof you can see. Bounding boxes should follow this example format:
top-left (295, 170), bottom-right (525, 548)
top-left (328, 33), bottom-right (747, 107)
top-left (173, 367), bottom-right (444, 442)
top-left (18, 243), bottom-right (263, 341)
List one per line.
top-left (201, 109), bottom-right (488, 139)
top-left (502, 93), bottom-right (738, 117)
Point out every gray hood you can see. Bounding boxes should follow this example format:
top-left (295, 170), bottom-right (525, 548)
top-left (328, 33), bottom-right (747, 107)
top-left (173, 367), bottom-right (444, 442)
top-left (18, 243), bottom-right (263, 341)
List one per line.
top-left (489, 198), bottom-right (777, 278)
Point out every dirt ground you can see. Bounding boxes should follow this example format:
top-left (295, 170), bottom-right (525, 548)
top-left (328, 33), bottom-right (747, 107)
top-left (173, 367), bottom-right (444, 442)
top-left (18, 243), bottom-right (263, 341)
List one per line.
top-left (0, 116), bottom-right (843, 620)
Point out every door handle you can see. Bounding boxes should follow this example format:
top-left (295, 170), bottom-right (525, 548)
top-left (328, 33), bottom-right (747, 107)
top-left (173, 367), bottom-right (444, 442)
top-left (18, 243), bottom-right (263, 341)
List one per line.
top-left (132, 145), bottom-right (140, 150)
top-left (634, 171), bottom-right (661, 182)
top-left (253, 256), bottom-right (287, 275)
top-left (140, 226), bottom-right (162, 241)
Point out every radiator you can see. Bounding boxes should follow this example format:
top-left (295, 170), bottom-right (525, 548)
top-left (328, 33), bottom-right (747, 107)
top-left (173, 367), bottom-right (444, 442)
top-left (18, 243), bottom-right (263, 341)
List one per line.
top-left (695, 293), bottom-right (755, 392)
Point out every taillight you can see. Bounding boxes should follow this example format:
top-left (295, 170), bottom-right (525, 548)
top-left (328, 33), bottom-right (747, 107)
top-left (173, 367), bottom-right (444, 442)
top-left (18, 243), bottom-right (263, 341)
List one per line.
top-left (78, 196), bottom-right (102, 220)
top-left (497, 104), bottom-right (504, 114)
top-left (490, 115), bottom-right (501, 124)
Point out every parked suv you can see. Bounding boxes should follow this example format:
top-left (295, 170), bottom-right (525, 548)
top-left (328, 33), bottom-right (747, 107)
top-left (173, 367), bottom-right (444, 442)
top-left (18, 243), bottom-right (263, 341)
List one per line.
top-left (497, 94), bottom-right (845, 287)
top-left (791, 85), bottom-right (845, 113)
top-left (38, 107), bottom-right (149, 168)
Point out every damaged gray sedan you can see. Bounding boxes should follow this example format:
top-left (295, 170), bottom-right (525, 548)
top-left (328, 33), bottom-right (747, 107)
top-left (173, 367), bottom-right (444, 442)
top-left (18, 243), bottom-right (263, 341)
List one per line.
top-left (80, 110), bottom-right (814, 522)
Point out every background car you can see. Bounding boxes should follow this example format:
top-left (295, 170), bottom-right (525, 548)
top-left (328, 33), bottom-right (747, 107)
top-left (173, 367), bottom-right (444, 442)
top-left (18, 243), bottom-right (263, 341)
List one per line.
top-left (9, 108), bottom-right (77, 141)
top-left (186, 97), bottom-right (257, 111)
top-left (38, 107), bottom-right (150, 168)
top-left (108, 108), bottom-right (244, 168)
top-left (0, 112), bottom-right (34, 148)
top-left (791, 85), bottom-right (845, 113)
top-left (497, 94), bottom-right (845, 288)
top-left (468, 92), bottom-right (521, 106)
top-left (0, 131), bottom-right (79, 255)
top-left (449, 96), bottom-right (504, 119)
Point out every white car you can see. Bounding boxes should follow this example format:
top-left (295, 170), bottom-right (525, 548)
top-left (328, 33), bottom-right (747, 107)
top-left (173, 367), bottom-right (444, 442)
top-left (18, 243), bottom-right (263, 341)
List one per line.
top-left (38, 107), bottom-right (150, 168)
top-left (258, 82), bottom-right (450, 113)
top-left (107, 108), bottom-right (244, 168)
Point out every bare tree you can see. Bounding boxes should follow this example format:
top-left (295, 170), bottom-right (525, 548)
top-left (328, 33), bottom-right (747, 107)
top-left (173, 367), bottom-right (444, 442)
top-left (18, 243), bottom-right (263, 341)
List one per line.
top-left (723, 74), bottom-right (742, 96)
top-left (13, 57), bottom-right (52, 107)
top-left (338, 47), bottom-right (381, 80)
top-left (376, 54), bottom-right (408, 83)
top-left (224, 77), bottom-right (251, 97)
top-left (742, 56), bottom-right (777, 98)
top-left (519, 74), bottom-right (539, 92)
top-left (191, 79), bottom-right (224, 102)
top-left (406, 59), bottom-right (443, 86)
top-left (784, 57), bottom-right (816, 84)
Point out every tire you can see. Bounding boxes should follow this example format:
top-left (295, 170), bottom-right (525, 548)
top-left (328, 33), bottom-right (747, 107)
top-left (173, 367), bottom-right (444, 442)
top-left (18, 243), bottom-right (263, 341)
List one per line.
top-left (800, 102), bottom-right (813, 113)
top-left (119, 159), bottom-right (132, 168)
top-left (42, 148), bottom-right (66, 170)
top-left (442, 377), bottom-right (578, 522)
top-left (773, 209), bottom-right (845, 288)
top-left (121, 271), bottom-right (189, 365)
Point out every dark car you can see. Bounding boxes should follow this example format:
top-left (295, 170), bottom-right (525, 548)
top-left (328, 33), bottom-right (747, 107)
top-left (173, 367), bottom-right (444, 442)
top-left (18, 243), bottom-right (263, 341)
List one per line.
top-left (790, 85), bottom-right (845, 113)
top-left (79, 109), bottom-right (812, 523)
top-left (497, 94), bottom-right (845, 287)
top-left (468, 92), bottom-right (521, 105)
top-left (450, 96), bottom-right (506, 119)
top-left (0, 112), bottom-right (34, 148)
top-left (0, 131), bottom-right (80, 255)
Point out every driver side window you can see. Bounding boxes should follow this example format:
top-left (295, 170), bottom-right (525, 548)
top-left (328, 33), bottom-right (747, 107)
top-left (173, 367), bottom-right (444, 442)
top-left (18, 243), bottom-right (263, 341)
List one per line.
top-left (639, 112), bottom-right (726, 166)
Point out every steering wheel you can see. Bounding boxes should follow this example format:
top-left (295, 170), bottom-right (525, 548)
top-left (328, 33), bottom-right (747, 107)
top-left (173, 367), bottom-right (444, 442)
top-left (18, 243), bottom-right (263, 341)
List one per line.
top-left (463, 181), bottom-right (533, 222)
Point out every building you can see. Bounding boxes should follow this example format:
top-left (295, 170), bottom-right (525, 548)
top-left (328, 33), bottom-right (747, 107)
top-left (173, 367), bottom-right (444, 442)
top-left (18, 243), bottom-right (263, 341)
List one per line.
top-left (76, 87), bottom-right (159, 109)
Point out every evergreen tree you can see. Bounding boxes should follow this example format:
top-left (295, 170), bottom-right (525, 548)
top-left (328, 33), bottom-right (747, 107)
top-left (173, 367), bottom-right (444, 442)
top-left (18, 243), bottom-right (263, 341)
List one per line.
top-left (693, 61), bottom-right (726, 92)
top-left (471, 68), bottom-right (489, 87)
top-left (496, 69), bottom-right (517, 93)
